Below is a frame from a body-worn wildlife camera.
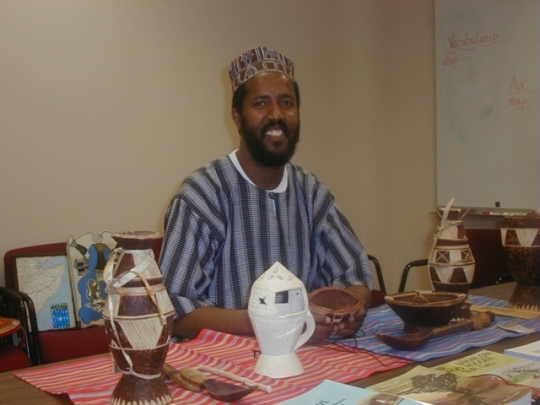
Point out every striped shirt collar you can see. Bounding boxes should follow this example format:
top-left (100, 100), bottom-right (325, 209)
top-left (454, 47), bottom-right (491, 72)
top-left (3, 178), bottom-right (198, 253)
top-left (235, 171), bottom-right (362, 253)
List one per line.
top-left (229, 149), bottom-right (288, 193)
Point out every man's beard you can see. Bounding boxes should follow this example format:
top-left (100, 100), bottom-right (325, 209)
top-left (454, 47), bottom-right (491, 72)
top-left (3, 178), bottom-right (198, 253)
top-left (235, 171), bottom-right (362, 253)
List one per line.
top-left (240, 116), bottom-right (300, 168)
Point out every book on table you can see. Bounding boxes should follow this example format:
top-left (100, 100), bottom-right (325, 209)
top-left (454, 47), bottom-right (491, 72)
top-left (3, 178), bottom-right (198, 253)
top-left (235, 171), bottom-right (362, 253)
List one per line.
top-left (368, 365), bottom-right (532, 405)
top-left (433, 349), bottom-right (540, 403)
top-left (275, 379), bottom-right (424, 404)
top-left (504, 341), bottom-right (540, 363)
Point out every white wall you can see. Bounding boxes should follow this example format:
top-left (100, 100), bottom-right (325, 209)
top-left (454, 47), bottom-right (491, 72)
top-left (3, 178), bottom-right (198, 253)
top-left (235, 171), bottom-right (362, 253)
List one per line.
top-left (0, 0), bottom-right (436, 292)
top-left (326, 1), bottom-right (437, 291)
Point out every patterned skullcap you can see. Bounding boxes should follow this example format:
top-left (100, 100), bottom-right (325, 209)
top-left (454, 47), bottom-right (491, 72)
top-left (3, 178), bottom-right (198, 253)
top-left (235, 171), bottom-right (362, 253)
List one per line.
top-left (228, 46), bottom-right (295, 93)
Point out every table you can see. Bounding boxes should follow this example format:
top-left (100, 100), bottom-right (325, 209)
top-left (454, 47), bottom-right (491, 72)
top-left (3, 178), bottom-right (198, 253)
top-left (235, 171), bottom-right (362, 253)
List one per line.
top-left (0, 282), bottom-right (537, 405)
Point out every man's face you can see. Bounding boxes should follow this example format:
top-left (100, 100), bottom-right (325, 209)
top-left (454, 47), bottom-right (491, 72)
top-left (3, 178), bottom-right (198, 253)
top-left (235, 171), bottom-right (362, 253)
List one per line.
top-left (233, 72), bottom-right (300, 167)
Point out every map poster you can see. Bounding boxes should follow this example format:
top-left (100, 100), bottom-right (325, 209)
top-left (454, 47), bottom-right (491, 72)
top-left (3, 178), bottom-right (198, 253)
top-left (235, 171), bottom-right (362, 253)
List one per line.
top-left (15, 255), bottom-right (76, 331)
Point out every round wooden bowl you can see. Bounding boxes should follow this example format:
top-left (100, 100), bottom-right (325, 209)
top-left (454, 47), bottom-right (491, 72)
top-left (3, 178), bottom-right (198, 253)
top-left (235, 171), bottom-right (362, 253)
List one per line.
top-left (308, 286), bottom-right (364, 324)
top-left (384, 290), bottom-right (466, 330)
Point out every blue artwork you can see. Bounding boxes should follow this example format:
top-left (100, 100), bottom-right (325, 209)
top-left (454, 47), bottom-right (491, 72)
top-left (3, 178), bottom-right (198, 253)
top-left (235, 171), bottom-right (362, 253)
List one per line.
top-left (67, 232), bottom-right (117, 328)
top-left (76, 243), bottom-right (111, 325)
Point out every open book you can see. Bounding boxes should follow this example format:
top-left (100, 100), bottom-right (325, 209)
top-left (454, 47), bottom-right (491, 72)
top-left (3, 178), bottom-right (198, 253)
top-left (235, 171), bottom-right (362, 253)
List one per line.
top-left (433, 349), bottom-right (540, 403)
top-left (276, 379), bottom-right (423, 405)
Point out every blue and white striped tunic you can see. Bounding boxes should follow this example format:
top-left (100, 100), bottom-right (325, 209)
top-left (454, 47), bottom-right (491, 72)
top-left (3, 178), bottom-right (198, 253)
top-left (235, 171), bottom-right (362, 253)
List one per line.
top-left (159, 154), bottom-right (373, 319)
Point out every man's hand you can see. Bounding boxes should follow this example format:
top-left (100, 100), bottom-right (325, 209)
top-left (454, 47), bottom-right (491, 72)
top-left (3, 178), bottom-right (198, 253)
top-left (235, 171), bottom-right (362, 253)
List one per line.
top-left (307, 304), bottom-right (367, 344)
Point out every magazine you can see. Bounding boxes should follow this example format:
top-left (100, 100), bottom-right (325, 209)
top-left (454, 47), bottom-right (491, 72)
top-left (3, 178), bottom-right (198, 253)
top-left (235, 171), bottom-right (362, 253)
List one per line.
top-left (368, 365), bottom-right (532, 405)
top-left (434, 349), bottom-right (540, 403)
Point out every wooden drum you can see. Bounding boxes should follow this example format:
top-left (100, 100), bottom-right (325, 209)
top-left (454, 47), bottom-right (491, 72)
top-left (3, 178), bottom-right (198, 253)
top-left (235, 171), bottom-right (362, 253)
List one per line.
top-left (103, 231), bottom-right (174, 405)
top-left (501, 215), bottom-right (540, 312)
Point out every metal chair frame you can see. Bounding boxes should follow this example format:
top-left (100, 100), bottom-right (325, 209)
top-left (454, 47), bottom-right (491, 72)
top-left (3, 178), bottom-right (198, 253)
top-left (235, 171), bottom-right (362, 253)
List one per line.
top-left (0, 286), bottom-right (43, 365)
top-left (398, 259), bottom-right (428, 292)
top-left (367, 254), bottom-right (386, 294)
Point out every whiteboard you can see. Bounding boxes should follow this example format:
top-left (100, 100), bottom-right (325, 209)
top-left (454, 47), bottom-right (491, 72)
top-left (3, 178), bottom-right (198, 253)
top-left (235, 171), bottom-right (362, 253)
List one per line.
top-left (435, 0), bottom-right (540, 210)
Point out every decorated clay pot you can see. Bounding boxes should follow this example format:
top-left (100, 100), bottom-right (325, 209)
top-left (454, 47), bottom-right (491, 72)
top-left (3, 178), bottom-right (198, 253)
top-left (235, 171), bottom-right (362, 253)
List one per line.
top-left (428, 198), bottom-right (475, 294)
top-left (501, 215), bottom-right (540, 311)
top-left (103, 231), bottom-right (174, 405)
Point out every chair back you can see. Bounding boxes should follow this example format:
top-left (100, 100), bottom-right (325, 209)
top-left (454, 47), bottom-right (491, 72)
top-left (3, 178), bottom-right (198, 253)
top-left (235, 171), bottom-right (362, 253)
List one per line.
top-left (367, 254), bottom-right (387, 307)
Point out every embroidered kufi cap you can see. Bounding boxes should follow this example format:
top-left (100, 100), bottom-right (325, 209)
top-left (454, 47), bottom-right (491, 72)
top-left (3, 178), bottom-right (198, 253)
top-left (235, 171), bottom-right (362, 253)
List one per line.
top-left (228, 46), bottom-right (295, 93)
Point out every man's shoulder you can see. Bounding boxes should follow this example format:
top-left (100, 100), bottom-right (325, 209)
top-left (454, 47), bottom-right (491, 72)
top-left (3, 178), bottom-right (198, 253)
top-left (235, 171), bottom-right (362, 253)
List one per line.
top-left (183, 155), bottom-right (236, 187)
top-left (288, 162), bottom-right (329, 193)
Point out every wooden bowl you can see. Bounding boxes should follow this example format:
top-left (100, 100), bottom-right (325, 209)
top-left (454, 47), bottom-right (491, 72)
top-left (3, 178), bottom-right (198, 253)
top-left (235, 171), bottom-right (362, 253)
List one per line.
top-left (308, 286), bottom-right (364, 324)
top-left (384, 290), bottom-right (466, 329)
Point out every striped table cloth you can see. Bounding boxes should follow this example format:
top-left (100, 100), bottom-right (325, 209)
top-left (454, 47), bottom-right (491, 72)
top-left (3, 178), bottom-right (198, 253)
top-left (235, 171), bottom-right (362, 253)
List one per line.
top-left (15, 329), bottom-right (410, 405)
top-left (342, 295), bottom-right (540, 362)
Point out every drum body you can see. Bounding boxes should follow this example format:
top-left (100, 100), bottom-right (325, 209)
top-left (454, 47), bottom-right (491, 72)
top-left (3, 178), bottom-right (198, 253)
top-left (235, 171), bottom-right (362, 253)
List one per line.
top-left (501, 216), bottom-right (540, 311)
top-left (103, 231), bottom-right (174, 405)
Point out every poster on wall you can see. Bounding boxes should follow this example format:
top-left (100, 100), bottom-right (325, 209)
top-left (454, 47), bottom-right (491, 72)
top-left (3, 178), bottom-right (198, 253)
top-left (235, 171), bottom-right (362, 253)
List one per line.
top-left (435, 0), bottom-right (540, 210)
top-left (67, 231), bottom-right (117, 328)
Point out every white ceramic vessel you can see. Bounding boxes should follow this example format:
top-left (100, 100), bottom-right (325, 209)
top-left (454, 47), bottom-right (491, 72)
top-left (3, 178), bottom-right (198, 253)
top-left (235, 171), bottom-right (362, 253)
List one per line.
top-left (248, 262), bottom-right (315, 378)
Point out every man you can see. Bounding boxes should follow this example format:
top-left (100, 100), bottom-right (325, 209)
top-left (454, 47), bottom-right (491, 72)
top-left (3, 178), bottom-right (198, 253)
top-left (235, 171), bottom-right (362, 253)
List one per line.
top-left (160, 46), bottom-right (374, 343)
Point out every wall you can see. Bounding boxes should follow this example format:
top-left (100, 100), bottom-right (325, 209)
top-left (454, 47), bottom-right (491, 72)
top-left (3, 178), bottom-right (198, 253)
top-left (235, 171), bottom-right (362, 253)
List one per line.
top-left (0, 0), bottom-right (436, 292)
top-left (327, 1), bottom-right (437, 291)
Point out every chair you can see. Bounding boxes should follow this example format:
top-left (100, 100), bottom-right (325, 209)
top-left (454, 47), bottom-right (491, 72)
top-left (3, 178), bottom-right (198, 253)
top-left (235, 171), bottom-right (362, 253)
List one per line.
top-left (0, 286), bottom-right (42, 371)
top-left (3, 238), bottom-right (165, 364)
top-left (367, 254), bottom-right (387, 307)
top-left (398, 254), bottom-right (515, 293)
top-left (367, 255), bottom-right (386, 294)
top-left (398, 259), bottom-right (428, 292)
top-left (4, 243), bottom-right (110, 364)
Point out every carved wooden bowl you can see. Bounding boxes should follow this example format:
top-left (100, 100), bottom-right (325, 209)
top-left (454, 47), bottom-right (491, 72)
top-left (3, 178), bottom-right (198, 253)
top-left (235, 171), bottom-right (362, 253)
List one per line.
top-left (308, 286), bottom-right (364, 324)
top-left (384, 290), bottom-right (466, 330)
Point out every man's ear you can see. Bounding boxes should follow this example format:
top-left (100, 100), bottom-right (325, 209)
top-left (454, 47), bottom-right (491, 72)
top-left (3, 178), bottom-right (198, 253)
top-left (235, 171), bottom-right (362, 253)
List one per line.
top-left (231, 109), bottom-right (242, 131)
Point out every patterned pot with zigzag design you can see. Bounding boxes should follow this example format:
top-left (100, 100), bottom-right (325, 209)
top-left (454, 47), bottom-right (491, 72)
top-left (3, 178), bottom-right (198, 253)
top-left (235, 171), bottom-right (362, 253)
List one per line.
top-left (428, 199), bottom-right (475, 295)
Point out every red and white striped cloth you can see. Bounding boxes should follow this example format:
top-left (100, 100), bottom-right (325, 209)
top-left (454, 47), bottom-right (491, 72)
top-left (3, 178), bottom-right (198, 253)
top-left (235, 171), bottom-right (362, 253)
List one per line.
top-left (15, 329), bottom-right (410, 404)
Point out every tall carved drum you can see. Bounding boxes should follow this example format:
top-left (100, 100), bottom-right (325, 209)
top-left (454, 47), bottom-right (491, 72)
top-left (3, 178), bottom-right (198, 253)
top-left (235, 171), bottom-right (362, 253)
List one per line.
top-left (103, 231), bottom-right (174, 405)
top-left (501, 215), bottom-right (540, 311)
top-left (428, 198), bottom-right (475, 294)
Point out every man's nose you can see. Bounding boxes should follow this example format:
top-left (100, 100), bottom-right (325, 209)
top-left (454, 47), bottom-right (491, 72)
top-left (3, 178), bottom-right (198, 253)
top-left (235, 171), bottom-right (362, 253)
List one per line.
top-left (268, 102), bottom-right (284, 120)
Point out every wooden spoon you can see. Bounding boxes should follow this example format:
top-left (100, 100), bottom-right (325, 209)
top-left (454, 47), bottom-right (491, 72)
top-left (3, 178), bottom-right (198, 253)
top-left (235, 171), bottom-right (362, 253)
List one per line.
top-left (163, 363), bottom-right (256, 402)
top-left (377, 319), bottom-right (474, 351)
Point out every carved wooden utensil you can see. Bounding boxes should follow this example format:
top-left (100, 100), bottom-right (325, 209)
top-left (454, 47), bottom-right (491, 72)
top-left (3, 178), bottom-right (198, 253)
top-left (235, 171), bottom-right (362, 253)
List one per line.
top-left (162, 363), bottom-right (256, 402)
top-left (377, 312), bottom-right (495, 351)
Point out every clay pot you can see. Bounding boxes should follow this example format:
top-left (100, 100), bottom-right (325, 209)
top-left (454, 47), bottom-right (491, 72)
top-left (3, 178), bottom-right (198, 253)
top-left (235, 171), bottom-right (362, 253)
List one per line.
top-left (103, 231), bottom-right (175, 405)
top-left (501, 215), bottom-right (540, 312)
